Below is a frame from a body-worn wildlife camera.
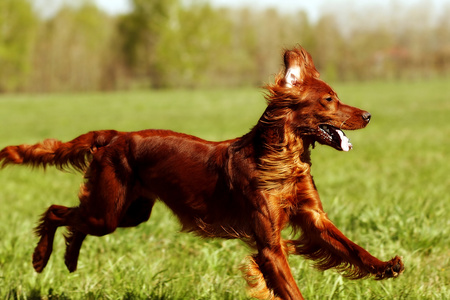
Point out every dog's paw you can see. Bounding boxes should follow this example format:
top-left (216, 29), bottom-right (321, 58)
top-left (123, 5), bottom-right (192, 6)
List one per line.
top-left (32, 248), bottom-right (47, 273)
top-left (376, 256), bottom-right (404, 280)
top-left (64, 255), bottom-right (78, 273)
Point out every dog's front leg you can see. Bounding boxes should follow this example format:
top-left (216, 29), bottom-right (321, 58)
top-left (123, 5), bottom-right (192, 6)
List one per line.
top-left (244, 194), bottom-right (305, 300)
top-left (289, 175), bottom-right (404, 279)
top-left (252, 245), bottom-right (304, 300)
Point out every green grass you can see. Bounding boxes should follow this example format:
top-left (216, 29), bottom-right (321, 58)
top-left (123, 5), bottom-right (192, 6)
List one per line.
top-left (0, 79), bottom-right (448, 299)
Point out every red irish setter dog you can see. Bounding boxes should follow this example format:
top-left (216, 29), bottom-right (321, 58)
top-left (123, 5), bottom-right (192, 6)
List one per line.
top-left (0, 46), bottom-right (403, 299)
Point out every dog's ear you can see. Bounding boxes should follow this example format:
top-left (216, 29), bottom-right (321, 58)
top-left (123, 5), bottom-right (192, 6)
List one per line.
top-left (283, 47), bottom-right (320, 87)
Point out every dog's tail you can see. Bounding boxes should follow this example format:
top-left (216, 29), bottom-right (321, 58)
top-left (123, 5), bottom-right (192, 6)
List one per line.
top-left (0, 130), bottom-right (120, 172)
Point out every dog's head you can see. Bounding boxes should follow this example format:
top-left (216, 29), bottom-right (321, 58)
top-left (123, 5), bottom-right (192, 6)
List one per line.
top-left (265, 46), bottom-right (371, 151)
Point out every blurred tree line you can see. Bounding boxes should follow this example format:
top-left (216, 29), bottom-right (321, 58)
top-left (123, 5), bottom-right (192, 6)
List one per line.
top-left (0, 0), bottom-right (449, 92)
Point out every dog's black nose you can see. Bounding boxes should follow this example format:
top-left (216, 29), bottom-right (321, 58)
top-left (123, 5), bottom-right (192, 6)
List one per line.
top-left (362, 111), bottom-right (371, 123)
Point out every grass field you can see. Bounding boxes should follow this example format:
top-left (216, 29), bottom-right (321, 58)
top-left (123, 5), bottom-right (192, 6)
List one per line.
top-left (0, 79), bottom-right (448, 299)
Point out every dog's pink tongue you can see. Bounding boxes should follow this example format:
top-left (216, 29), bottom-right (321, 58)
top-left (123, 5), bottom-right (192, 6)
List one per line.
top-left (336, 130), bottom-right (352, 152)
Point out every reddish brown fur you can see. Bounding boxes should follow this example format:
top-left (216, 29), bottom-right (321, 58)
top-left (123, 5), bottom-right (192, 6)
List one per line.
top-left (0, 46), bottom-right (403, 299)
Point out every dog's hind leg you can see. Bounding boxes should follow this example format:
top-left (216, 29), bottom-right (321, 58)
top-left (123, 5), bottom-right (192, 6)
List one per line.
top-left (64, 229), bottom-right (86, 272)
top-left (33, 205), bottom-right (79, 272)
top-left (33, 157), bottom-right (133, 273)
top-left (62, 197), bottom-right (155, 272)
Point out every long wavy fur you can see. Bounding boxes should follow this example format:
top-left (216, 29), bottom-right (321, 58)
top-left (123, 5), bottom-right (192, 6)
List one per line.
top-left (0, 130), bottom-right (119, 172)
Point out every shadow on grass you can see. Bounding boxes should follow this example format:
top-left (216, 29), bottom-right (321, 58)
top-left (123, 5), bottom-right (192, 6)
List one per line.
top-left (123, 290), bottom-right (173, 300)
top-left (5, 288), bottom-right (70, 300)
top-left (5, 287), bottom-right (176, 300)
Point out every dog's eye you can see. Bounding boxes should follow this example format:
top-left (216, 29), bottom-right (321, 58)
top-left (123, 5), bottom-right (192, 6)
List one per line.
top-left (325, 97), bottom-right (333, 102)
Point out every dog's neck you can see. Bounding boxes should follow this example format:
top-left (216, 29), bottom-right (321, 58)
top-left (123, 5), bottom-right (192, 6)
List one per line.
top-left (243, 118), bottom-right (312, 196)
top-left (299, 136), bottom-right (313, 166)
top-left (254, 107), bottom-right (313, 165)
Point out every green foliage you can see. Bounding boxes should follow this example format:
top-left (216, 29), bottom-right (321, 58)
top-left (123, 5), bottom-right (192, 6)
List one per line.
top-left (0, 0), bottom-right (37, 92)
top-left (29, 3), bottom-right (114, 92)
top-left (0, 79), bottom-right (449, 299)
top-left (153, 3), bottom-right (237, 88)
top-left (117, 0), bottom-right (242, 88)
top-left (117, 0), bottom-right (181, 88)
top-left (1, 0), bottom-right (450, 92)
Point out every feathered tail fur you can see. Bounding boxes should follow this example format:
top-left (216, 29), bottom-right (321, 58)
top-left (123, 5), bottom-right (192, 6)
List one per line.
top-left (0, 130), bottom-right (120, 172)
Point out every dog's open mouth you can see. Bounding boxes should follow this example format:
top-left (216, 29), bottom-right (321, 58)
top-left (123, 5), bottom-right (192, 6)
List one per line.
top-left (317, 125), bottom-right (352, 151)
